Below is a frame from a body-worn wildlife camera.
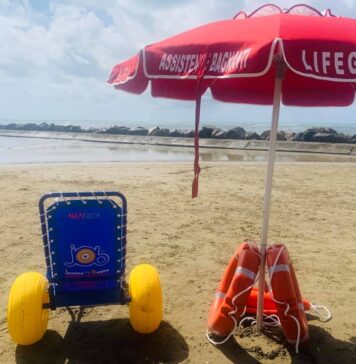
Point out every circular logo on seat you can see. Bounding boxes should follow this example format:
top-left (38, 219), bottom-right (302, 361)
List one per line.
top-left (75, 248), bottom-right (96, 265)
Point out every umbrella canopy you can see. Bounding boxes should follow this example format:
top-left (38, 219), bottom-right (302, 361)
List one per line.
top-left (108, 4), bottom-right (356, 106)
top-left (108, 4), bottom-right (356, 336)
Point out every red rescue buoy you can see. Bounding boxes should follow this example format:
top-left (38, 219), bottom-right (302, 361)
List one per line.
top-left (207, 242), bottom-right (261, 337)
top-left (266, 244), bottom-right (309, 347)
top-left (245, 287), bottom-right (311, 315)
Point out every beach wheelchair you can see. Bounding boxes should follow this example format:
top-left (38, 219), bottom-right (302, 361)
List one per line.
top-left (7, 192), bottom-right (162, 345)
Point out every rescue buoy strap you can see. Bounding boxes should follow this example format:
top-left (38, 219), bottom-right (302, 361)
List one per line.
top-left (215, 291), bottom-right (226, 299)
top-left (235, 266), bottom-right (257, 280)
top-left (298, 303), bottom-right (305, 311)
top-left (268, 264), bottom-right (290, 275)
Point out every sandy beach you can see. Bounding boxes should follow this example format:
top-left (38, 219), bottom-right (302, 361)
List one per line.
top-left (0, 161), bottom-right (355, 363)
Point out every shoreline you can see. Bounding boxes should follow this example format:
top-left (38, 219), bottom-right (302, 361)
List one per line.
top-left (1, 129), bottom-right (356, 156)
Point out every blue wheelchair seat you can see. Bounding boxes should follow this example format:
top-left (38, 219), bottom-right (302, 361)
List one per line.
top-left (39, 192), bottom-right (128, 308)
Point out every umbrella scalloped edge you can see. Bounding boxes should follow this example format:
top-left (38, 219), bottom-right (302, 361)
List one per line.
top-left (233, 4), bottom-right (335, 20)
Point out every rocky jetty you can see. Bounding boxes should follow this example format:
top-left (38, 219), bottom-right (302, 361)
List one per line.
top-left (0, 122), bottom-right (355, 144)
top-left (291, 127), bottom-right (352, 143)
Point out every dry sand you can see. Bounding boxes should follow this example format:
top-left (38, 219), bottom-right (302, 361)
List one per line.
top-left (0, 162), bottom-right (355, 363)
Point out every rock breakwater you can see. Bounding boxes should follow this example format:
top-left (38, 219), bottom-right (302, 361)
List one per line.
top-left (0, 122), bottom-right (355, 144)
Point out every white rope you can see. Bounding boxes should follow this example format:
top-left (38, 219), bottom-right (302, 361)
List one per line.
top-left (43, 200), bottom-right (55, 291)
top-left (102, 191), bottom-right (117, 207)
top-left (39, 204), bottom-right (57, 219)
top-left (239, 313), bottom-right (281, 328)
top-left (92, 191), bottom-right (103, 204)
top-left (205, 315), bottom-right (238, 345)
top-left (60, 192), bottom-right (70, 205)
top-left (77, 191), bottom-right (86, 204)
top-left (205, 281), bottom-right (259, 345)
top-left (309, 304), bottom-right (332, 322)
top-left (268, 245), bottom-right (301, 354)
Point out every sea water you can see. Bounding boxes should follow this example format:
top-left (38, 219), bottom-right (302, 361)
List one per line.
top-left (1, 136), bottom-right (355, 165)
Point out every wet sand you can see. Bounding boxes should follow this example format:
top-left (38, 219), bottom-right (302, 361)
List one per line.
top-left (0, 162), bottom-right (355, 363)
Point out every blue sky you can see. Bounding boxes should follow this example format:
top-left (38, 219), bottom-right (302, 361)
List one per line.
top-left (1, 0), bottom-right (356, 132)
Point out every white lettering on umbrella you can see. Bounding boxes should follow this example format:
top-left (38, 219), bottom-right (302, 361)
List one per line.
top-left (184, 54), bottom-right (192, 73)
top-left (226, 51), bottom-right (237, 71)
top-left (322, 52), bottom-right (331, 74)
top-left (302, 49), bottom-right (356, 76)
top-left (209, 53), bottom-right (218, 71)
top-left (189, 54), bottom-right (197, 72)
top-left (334, 52), bottom-right (344, 75)
top-left (220, 52), bottom-right (230, 72)
top-left (214, 53), bottom-right (224, 72)
top-left (239, 48), bottom-right (251, 69)
top-left (165, 54), bottom-right (172, 71)
top-left (159, 54), bottom-right (167, 70)
top-left (209, 48), bottom-right (251, 73)
top-left (158, 49), bottom-right (251, 75)
top-left (302, 50), bottom-right (312, 71)
top-left (348, 52), bottom-right (356, 74)
top-left (313, 51), bottom-right (319, 73)
top-left (170, 54), bottom-right (177, 71)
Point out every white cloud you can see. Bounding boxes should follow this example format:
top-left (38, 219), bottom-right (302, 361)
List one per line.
top-left (1, 0), bottom-right (356, 127)
top-left (342, 0), bottom-right (356, 9)
top-left (0, 3), bottom-right (122, 95)
top-left (0, 0), bottom-right (231, 109)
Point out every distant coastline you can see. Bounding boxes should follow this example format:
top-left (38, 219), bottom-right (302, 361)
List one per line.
top-left (0, 122), bottom-right (355, 144)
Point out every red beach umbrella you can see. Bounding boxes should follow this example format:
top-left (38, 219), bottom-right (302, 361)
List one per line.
top-left (108, 4), bottom-right (356, 331)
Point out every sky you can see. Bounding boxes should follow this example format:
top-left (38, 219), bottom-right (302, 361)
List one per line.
top-left (1, 0), bottom-right (356, 132)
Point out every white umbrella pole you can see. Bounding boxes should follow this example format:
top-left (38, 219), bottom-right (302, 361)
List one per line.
top-left (256, 66), bottom-right (283, 332)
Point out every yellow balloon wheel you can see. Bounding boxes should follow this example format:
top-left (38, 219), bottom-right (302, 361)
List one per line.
top-left (129, 264), bottom-right (162, 334)
top-left (7, 272), bottom-right (50, 345)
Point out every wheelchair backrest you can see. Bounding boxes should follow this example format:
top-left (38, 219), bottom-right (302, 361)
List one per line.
top-left (39, 192), bottom-right (127, 293)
